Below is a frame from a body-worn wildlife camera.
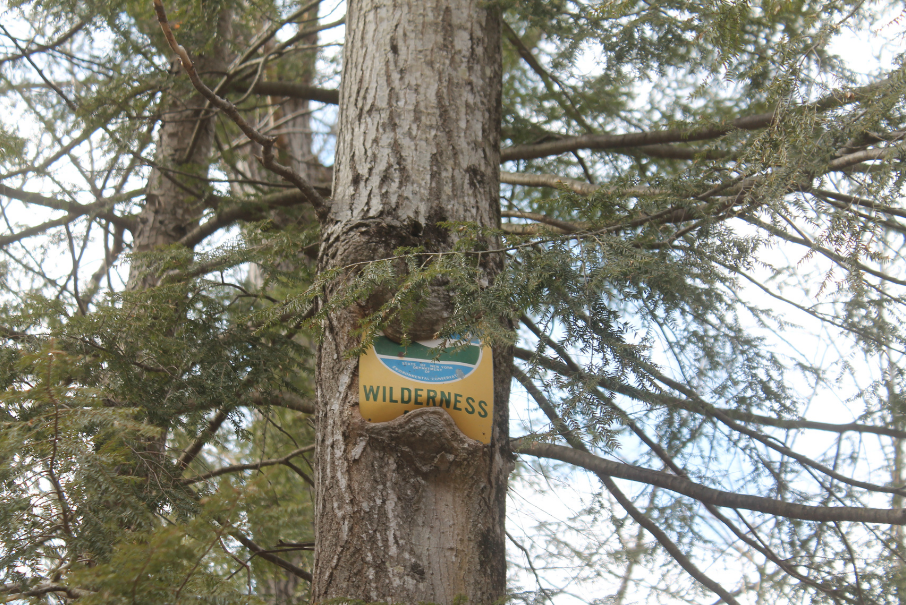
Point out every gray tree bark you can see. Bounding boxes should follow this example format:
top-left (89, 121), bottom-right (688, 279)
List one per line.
top-left (128, 11), bottom-right (232, 290)
top-left (313, 1), bottom-right (511, 602)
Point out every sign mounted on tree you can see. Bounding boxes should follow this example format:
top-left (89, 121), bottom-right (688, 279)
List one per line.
top-left (358, 336), bottom-right (494, 443)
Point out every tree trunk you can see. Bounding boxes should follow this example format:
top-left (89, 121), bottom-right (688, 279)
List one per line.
top-left (123, 10), bottom-right (231, 478)
top-left (313, 1), bottom-right (510, 603)
top-left (128, 10), bottom-right (232, 290)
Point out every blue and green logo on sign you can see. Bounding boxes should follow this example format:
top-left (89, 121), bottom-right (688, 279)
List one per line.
top-left (373, 336), bottom-right (482, 384)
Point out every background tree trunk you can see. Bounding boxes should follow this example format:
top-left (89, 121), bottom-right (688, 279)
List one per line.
top-left (122, 9), bottom-right (232, 484)
top-left (313, 1), bottom-right (511, 602)
top-left (128, 10), bottom-right (232, 290)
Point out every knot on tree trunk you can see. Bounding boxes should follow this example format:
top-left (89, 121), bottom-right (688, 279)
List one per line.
top-left (354, 407), bottom-right (486, 470)
top-left (361, 282), bottom-right (453, 343)
top-left (326, 221), bottom-right (458, 343)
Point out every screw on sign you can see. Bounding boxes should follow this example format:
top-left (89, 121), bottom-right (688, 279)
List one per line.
top-left (358, 336), bottom-right (494, 443)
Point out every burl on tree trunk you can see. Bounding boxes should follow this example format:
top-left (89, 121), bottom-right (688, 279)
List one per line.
top-left (313, 0), bottom-right (512, 603)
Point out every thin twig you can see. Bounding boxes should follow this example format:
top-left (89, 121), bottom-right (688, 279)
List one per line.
top-left (180, 445), bottom-right (314, 485)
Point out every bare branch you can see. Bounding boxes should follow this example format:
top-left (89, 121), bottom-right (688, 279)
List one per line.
top-left (177, 408), bottom-right (229, 471)
top-left (229, 529), bottom-right (313, 582)
top-left (181, 445), bottom-right (314, 485)
top-left (519, 441), bottom-right (906, 525)
top-left (226, 79), bottom-right (339, 105)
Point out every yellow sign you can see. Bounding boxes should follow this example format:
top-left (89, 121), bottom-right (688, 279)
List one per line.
top-left (358, 336), bottom-right (494, 443)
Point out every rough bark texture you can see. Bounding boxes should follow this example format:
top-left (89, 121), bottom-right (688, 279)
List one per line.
top-left (313, 1), bottom-right (510, 603)
top-left (128, 11), bottom-right (232, 290)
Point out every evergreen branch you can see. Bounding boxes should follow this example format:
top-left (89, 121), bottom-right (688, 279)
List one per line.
top-left (519, 441), bottom-right (906, 525)
top-left (76, 337), bottom-right (172, 374)
top-left (500, 223), bottom-right (564, 235)
top-left (271, 16), bottom-right (345, 56)
top-left (501, 211), bottom-right (585, 233)
top-left (501, 73), bottom-right (903, 163)
top-left (177, 408), bottom-right (229, 471)
top-left (601, 475), bottom-right (743, 605)
top-left (45, 355), bottom-right (74, 538)
top-left (641, 360), bottom-right (906, 497)
top-left (502, 21), bottom-right (594, 134)
top-left (231, 0), bottom-right (324, 68)
top-left (250, 390), bottom-right (316, 415)
top-left (152, 0), bottom-right (329, 217)
top-left (505, 530), bottom-right (556, 602)
top-left (814, 194), bottom-right (906, 236)
top-left (510, 360), bottom-right (744, 605)
top-left (501, 170), bottom-right (598, 195)
top-left (834, 520), bottom-right (867, 604)
top-left (0, 24), bottom-right (207, 206)
top-left (512, 366), bottom-right (858, 599)
top-left (626, 143), bottom-right (730, 161)
top-left (0, 183), bottom-right (139, 231)
top-left (812, 189), bottom-right (906, 220)
top-left (601, 195), bottom-right (742, 232)
top-left (0, 325), bottom-right (30, 340)
top-left (0, 19), bottom-right (88, 67)
top-left (228, 529), bottom-right (313, 582)
top-left (178, 189), bottom-right (326, 248)
top-left (0, 582), bottom-right (93, 599)
top-left (514, 347), bottom-right (906, 441)
top-left (178, 3), bottom-right (339, 160)
top-left (716, 258), bottom-right (906, 356)
top-left (501, 192), bottom-right (744, 236)
top-left (501, 112), bottom-right (773, 162)
top-left (518, 337), bottom-right (906, 503)
top-left (592, 389), bottom-right (848, 598)
top-left (0, 124), bottom-right (94, 181)
top-left (827, 145), bottom-right (900, 172)
top-left (282, 459), bottom-right (315, 487)
top-left (0, 213), bottom-right (76, 247)
top-left (84, 221), bottom-right (127, 307)
top-left (501, 170), bottom-right (669, 197)
top-left (180, 445), bottom-right (314, 485)
top-left (176, 391), bottom-right (315, 476)
top-left (742, 215), bottom-right (906, 289)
